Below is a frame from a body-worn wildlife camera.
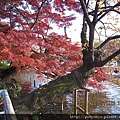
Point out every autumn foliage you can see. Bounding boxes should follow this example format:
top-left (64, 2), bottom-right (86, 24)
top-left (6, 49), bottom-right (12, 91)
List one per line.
top-left (0, 0), bottom-right (83, 79)
top-left (0, 0), bottom-right (119, 87)
top-left (88, 67), bottom-right (109, 89)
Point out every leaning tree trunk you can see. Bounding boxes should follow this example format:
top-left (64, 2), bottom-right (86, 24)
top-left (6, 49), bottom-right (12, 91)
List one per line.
top-left (12, 65), bottom-right (93, 114)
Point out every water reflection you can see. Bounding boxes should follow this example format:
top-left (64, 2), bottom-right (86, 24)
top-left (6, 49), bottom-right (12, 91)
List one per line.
top-left (14, 71), bottom-right (50, 96)
top-left (14, 72), bottom-right (120, 114)
top-left (38, 81), bottom-right (120, 114)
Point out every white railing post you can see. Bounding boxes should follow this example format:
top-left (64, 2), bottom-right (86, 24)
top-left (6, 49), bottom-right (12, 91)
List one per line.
top-left (0, 89), bottom-right (17, 120)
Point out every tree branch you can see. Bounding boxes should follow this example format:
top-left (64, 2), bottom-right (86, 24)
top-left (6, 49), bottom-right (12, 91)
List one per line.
top-left (96, 2), bottom-right (120, 23)
top-left (95, 28), bottom-right (101, 42)
top-left (99, 20), bottom-right (107, 39)
top-left (96, 35), bottom-right (120, 49)
top-left (79, 0), bottom-right (91, 26)
top-left (112, 9), bottom-right (120, 14)
top-left (89, 5), bottom-right (120, 17)
top-left (30, 0), bottom-right (47, 29)
top-left (96, 49), bottom-right (120, 67)
top-left (15, 7), bottom-right (29, 26)
top-left (86, 0), bottom-right (90, 7)
top-left (92, 0), bottom-right (100, 23)
top-left (81, 17), bottom-right (88, 44)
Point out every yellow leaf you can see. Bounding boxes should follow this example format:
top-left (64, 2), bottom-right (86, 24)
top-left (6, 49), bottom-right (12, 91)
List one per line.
top-left (91, 2), bottom-right (95, 4)
top-left (98, 9), bottom-right (103, 12)
top-left (84, 43), bottom-right (88, 47)
top-left (116, 28), bottom-right (119, 30)
top-left (100, 0), bottom-right (105, 2)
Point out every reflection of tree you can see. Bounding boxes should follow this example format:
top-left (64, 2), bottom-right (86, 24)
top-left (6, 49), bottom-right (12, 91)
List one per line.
top-left (38, 94), bottom-right (73, 114)
top-left (76, 91), bottom-right (109, 114)
top-left (88, 91), bottom-right (112, 114)
top-left (35, 90), bottom-right (115, 114)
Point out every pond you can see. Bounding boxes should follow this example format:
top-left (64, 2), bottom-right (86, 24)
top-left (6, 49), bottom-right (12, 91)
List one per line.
top-left (14, 72), bottom-right (120, 115)
top-left (37, 81), bottom-right (120, 115)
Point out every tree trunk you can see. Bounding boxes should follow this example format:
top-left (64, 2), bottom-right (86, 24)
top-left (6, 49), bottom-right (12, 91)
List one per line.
top-left (12, 65), bottom-right (92, 114)
top-left (1, 66), bottom-right (17, 82)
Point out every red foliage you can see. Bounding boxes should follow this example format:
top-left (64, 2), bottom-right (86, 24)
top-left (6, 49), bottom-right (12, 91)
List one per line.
top-left (88, 79), bottom-right (106, 90)
top-left (0, 0), bottom-right (83, 79)
top-left (20, 82), bottom-right (31, 96)
top-left (88, 67), bottom-right (109, 89)
top-left (55, 0), bottom-right (62, 5)
top-left (0, 0), bottom-right (109, 89)
top-left (91, 67), bottom-right (109, 82)
top-left (54, 0), bottom-right (82, 13)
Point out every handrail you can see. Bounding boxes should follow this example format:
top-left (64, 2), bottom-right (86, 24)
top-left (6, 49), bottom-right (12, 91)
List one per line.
top-left (74, 88), bottom-right (89, 115)
top-left (0, 89), bottom-right (17, 120)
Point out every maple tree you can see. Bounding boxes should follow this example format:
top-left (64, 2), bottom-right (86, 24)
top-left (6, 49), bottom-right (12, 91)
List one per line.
top-left (0, 0), bottom-right (83, 80)
top-left (0, 0), bottom-right (120, 114)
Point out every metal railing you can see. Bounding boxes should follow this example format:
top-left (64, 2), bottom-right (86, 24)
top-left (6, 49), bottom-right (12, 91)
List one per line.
top-left (0, 89), bottom-right (17, 120)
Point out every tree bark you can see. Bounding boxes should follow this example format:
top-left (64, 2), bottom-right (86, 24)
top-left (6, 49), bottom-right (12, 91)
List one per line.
top-left (12, 65), bottom-right (92, 114)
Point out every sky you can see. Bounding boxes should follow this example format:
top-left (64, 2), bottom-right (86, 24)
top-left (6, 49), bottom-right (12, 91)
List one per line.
top-left (51, 12), bottom-right (83, 43)
top-left (50, 0), bottom-right (120, 42)
top-left (51, 10), bottom-right (120, 44)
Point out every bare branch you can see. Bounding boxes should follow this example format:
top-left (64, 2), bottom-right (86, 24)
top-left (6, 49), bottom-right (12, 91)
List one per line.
top-left (96, 2), bottom-right (120, 23)
top-left (112, 9), bottom-right (120, 14)
top-left (64, 26), bottom-right (67, 37)
top-left (96, 35), bottom-right (120, 49)
top-left (99, 20), bottom-right (107, 39)
top-left (79, 0), bottom-right (91, 26)
top-left (81, 17), bottom-right (88, 44)
top-left (96, 49), bottom-right (120, 67)
top-left (92, 0), bottom-right (100, 23)
top-left (95, 28), bottom-right (101, 42)
top-left (30, 0), bottom-right (47, 29)
top-left (86, 0), bottom-right (90, 7)
top-left (89, 5), bottom-right (120, 17)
